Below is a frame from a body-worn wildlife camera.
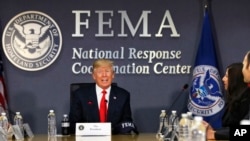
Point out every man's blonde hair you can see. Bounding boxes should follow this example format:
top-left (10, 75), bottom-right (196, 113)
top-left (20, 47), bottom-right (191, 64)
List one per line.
top-left (92, 59), bottom-right (114, 70)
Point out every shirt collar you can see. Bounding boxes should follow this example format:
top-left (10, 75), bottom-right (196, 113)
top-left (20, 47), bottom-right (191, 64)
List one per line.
top-left (95, 84), bottom-right (111, 95)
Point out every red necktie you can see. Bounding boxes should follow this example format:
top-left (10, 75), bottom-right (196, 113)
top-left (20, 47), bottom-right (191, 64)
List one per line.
top-left (100, 90), bottom-right (107, 122)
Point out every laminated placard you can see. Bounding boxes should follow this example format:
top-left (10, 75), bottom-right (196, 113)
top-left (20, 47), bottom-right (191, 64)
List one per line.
top-left (23, 123), bottom-right (34, 137)
top-left (0, 127), bottom-right (7, 141)
top-left (76, 135), bottom-right (111, 141)
top-left (12, 125), bottom-right (24, 140)
top-left (75, 122), bottom-right (111, 136)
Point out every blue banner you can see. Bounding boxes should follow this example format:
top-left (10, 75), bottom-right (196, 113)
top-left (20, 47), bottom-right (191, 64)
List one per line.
top-left (187, 9), bottom-right (225, 129)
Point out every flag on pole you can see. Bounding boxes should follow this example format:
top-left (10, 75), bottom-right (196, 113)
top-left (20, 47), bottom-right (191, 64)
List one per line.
top-left (187, 8), bottom-right (225, 129)
top-left (0, 20), bottom-right (9, 114)
top-left (0, 55), bottom-right (8, 114)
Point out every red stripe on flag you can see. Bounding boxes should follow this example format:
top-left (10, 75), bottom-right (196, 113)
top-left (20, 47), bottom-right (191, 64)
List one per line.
top-left (0, 77), bottom-right (7, 110)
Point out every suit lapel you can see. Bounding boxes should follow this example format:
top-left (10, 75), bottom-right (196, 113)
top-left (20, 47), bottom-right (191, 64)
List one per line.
top-left (107, 87), bottom-right (117, 121)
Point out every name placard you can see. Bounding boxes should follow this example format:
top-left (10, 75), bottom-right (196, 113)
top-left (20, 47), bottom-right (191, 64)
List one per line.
top-left (0, 135), bottom-right (7, 141)
top-left (0, 127), bottom-right (7, 141)
top-left (12, 125), bottom-right (24, 140)
top-left (75, 123), bottom-right (111, 136)
top-left (23, 123), bottom-right (34, 137)
top-left (76, 136), bottom-right (111, 141)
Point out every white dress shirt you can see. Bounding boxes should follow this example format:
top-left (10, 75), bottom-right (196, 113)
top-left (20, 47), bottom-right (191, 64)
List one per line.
top-left (95, 84), bottom-right (111, 109)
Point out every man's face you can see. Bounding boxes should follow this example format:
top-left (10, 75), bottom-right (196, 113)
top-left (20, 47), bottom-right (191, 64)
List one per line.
top-left (242, 54), bottom-right (250, 83)
top-left (92, 65), bottom-right (114, 89)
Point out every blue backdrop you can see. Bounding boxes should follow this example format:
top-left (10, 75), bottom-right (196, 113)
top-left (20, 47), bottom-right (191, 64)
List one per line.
top-left (0, 0), bottom-right (249, 134)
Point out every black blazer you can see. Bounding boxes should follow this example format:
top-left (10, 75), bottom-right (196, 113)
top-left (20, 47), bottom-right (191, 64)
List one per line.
top-left (215, 87), bottom-right (250, 140)
top-left (69, 83), bottom-right (133, 134)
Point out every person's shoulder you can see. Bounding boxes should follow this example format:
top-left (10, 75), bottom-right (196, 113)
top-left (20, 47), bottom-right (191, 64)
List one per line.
top-left (73, 83), bottom-right (95, 94)
top-left (243, 87), bottom-right (250, 98)
top-left (245, 88), bottom-right (250, 100)
top-left (111, 85), bottom-right (130, 94)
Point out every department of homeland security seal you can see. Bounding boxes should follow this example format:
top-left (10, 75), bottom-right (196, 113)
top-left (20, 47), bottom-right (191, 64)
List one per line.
top-left (2, 11), bottom-right (62, 71)
top-left (188, 65), bottom-right (225, 117)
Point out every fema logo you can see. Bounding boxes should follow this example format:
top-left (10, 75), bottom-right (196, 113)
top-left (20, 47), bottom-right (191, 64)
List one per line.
top-left (2, 11), bottom-right (62, 71)
top-left (187, 65), bottom-right (225, 116)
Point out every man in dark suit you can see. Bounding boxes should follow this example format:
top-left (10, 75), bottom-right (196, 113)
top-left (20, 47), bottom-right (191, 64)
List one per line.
top-left (69, 59), bottom-right (137, 134)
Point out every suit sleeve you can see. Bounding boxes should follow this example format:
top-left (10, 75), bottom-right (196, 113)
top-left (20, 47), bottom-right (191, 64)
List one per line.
top-left (111, 87), bottom-right (138, 134)
top-left (69, 89), bottom-right (84, 134)
top-left (121, 92), bottom-right (133, 122)
top-left (215, 127), bottom-right (229, 140)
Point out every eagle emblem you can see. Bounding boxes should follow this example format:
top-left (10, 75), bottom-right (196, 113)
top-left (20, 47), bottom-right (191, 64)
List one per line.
top-left (2, 11), bottom-right (62, 71)
top-left (13, 23), bottom-right (51, 59)
top-left (188, 65), bottom-right (224, 116)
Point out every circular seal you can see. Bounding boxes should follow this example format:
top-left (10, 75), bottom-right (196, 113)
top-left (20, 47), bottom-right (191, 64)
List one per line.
top-left (79, 125), bottom-right (84, 130)
top-left (188, 65), bottom-right (225, 117)
top-left (2, 11), bottom-right (62, 71)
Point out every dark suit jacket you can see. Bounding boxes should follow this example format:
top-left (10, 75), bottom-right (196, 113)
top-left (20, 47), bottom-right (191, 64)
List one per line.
top-left (69, 83), bottom-right (133, 134)
top-left (215, 87), bottom-right (250, 140)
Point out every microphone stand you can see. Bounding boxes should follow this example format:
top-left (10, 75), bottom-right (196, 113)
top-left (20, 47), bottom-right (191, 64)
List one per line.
top-left (164, 116), bottom-right (178, 141)
top-left (164, 84), bottom-right (189, 126)
top-left (163, 84), bottom-right (189, 141)
top-left (166, 84), bottom-right (188, 115)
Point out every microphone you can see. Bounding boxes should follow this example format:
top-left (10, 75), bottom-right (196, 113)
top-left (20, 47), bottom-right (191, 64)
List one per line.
top-left (166, 84), bottom-right (189, 115)
top-left (182, 84), bottom-right (189, 90)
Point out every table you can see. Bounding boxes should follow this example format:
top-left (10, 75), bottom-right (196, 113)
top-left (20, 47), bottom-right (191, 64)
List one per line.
top-left (11, 134), bottom-right (146, 141)
top-left (9, 134), bottom-right (228, 141)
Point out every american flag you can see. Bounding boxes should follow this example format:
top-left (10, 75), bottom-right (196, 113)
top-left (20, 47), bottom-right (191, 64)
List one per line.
top-left (0, 57), bottom-right (8, 113)
top-left (0, 21), bottom-right (8, 114)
